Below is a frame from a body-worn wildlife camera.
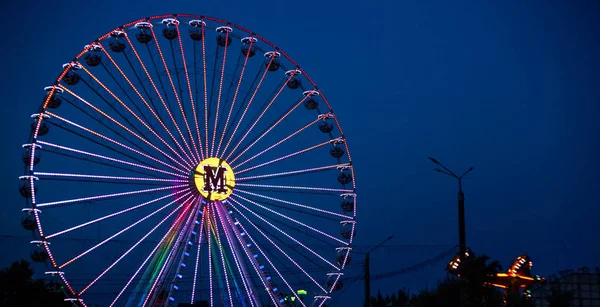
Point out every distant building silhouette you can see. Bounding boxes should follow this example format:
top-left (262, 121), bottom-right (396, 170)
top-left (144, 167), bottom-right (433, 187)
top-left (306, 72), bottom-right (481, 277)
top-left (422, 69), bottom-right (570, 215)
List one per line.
top-left (530, 267), bottom-right (600, 307)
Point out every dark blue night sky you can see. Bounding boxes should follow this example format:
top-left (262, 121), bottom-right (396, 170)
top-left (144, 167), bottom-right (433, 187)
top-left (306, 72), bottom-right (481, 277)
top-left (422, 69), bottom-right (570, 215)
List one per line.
top-left (1, 1), bottom-right (599, 306)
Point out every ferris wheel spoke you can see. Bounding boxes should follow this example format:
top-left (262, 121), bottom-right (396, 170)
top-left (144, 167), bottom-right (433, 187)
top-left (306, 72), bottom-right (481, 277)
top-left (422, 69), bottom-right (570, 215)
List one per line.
top-left (36, 183), bottom-right (187, 208)
top-left (235, 183), bottom-right (353, 195)
top-left (65, 70), bottom-right (154, 151)
top-left (207, 204), bottom-right (235, 306)
top-left (44, 118), bottom-right (183, 181)
top-left (234, 140), bottom-right (337, 177)
top-left (221, 55), bottom-right (275, 159)
top-left (228, 197), bottom-right (339, 271)
top-left (209, 30), bottom-right (231, 158)
top-left (37, 141), bottom-right (186, 178)
top-left (175, 22), bottom-right (205, 161)
top-left (215, 39), bottom-right (253, 158)
top-left (191, 206), bottom-right (207, 304)
top-left (33, 171), bottom-right (184, 184)
top-left (227, 199), bottom-right (328, 294)
top-left (218, 59), bottom-right (263, 157)
top-left (56, 85), bottom-right (190, 171)
top-left (200, 25), bottom-right (210, 159)
top-left (120, 34), bottom-right (197, 164)
top-left (192, 36), bottom-right (204, 159)
top-left (45, 188), bottom-right (190, 239)
top-left (61, 191), bottom-right (193, 271)
top-left (213, 202), bottom-right (257, 307)
top-left (147, 25), bottom-right (201, 162)
top-left (109, 198), bottom-right (193, 307)
top-left (144, 196), bottom-right (201, 307)
top-left (225, 72), bottom-right (295, 162)
top-left (232, 193), bottom-right (346, 246)
top-left (44, 111), bottom-right (187, 174)
top-left (98, 61), bottom-right (155, 127)
top-left (232, 117), bottom-right (322, 170)
top-left (221, 204), bottom-right (278, 306)
top-left (90, 46), bottom-right (195, 167)
top-left (98, 45), bottom-right (193, 165)
top-left (236, 164), bottom-right (343, 183)
top-left (55, 95), bottom-right (157, 168)
top-left (78, 193), bottom-right (195, 296)
top-left (235, 188), bottom-right (347, 219)
top-left (229, 94), bottom-right (309, 165)
top-left (227, 201), bottom-right (308, 307)
top-left (205, 205), bottom-right (214, 306)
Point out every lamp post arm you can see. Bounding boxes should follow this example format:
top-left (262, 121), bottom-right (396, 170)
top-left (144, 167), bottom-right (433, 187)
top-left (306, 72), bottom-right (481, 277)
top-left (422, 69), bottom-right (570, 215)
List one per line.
top-left (366, 236), bottom-right (394, 255)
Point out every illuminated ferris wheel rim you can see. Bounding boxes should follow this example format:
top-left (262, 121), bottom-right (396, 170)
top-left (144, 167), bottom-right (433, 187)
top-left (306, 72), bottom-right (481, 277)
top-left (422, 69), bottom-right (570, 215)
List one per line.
top-left (23, 13), bottom-right (357, 307)
top-left (44, 13), bottom-right (351, 145)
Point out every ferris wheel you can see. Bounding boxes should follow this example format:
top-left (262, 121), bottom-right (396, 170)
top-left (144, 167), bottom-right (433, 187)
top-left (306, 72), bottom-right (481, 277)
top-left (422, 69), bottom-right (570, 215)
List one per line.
top-left (20, 14), bottom-right (357, 307)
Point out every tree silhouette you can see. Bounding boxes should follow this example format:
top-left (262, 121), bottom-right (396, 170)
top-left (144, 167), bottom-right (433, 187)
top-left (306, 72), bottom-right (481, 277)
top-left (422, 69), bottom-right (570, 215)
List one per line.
top-left (0, 259), bottom-right (69, 307)
top-left (371, 288), bottom-right (410, 306)
top-left (545, 286), bottom-right (573, 307)
top-left (378, 254), bottom-right (508, 307)
top-left (461, 254), bottom-right (504, 306)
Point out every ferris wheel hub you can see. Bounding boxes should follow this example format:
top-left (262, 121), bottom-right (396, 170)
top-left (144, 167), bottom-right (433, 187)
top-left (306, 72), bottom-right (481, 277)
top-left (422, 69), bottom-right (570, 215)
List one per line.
top-left (192, 157), bottom-right (235, 201)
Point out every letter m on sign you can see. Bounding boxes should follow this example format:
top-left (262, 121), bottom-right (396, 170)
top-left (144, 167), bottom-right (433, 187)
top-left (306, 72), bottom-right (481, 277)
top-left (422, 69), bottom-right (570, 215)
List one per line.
top-left (203, 165), bottom-right (228, 194)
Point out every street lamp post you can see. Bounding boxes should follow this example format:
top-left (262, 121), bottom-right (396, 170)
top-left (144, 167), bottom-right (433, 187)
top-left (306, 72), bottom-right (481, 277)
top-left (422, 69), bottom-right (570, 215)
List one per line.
top-left (364, 235), bottom-right (394, 307)
top-left (428, 157), bottom-right (473, 306)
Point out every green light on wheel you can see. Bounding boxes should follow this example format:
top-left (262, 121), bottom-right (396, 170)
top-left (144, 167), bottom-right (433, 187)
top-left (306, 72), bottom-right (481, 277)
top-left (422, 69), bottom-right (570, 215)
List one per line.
top-left (297, 289), bottom-right (307, 295)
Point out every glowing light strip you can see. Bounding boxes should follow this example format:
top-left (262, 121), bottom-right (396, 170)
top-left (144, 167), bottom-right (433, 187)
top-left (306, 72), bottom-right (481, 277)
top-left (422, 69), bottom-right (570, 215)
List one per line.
top-left (98, 41), bottom-right (193, 165)
top-left (221, 55), bottom-right (275, 158)
top-left (229, 224), bottom-right (277, 306)
top-left (235, 199), bottom-right (327, 293)
top-left (121, 33), bottom-right (196, 163)
top-left (349, 220), bottom-right (357, 246)
top-left (236, 183), bottom-right (353, 193)
top-left (233, 193), bottom-right (348, 245)
top-left (236, 164), bottom-right (342, 181)
top-left (45, 111), bottom-right (187, 174)
top-left (327, 273), bottom-right (343, 294)
top-left (74, 65), bottom-right (193, 169)
top-left (211, 30), bottom-right (230, 158)
top-left (191, 206), bottom-right (207, 303)
top-left (207, 206), bottom-right (214, 306)
top-left (142, 196), bottom-right (199, 307)
top-left (209, 204), bottom-right (234, 306)
top-left (37, 184), bottom-right (187, 208)
top-left (233, 117), bottom-right (321, 170)
top-left (108, 197), bottom-right (194, 306)
top-left (34, 172), bottom-right (186, 183)
top-left (61, 191), bottom-right (192, 269)
top-left (225, 73), bottom-right (296, 162)
top-left (229, 197), bottom-right (339, 270)
top-left (46, 188), bottom-right (190, 239)
top-left (59, 83), bottom-right (189, 171)
top-left (216, 37), bottom-right (254, 157)
top-left (36, 141), bottom-right (186, 178)
top-left (214, 202), bottom-right (255, 307)
top-left (201, 24), bottom-right (209, 158)
top-left (235, 189), bottom-right (348, 218)
top-left (235, 140), bottom-right (331, 175)
top-left (77, 192), bottom-right (194, 295)
top-left (175, 22), bottom-right (204, 161)
top-left (148, 25), bottom-right (200, 162)
top-left (230, 95), bottom-right (309, 165)
top-left (230, 201), bottom-right (307, 307)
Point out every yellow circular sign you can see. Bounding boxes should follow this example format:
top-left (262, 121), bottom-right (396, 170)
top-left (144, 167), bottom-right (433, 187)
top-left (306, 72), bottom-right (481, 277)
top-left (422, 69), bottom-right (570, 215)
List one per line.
top-left (193, 157), bottom-right (235, 201)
